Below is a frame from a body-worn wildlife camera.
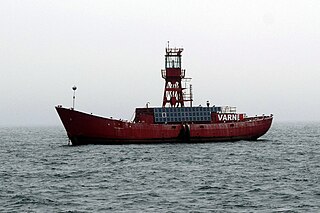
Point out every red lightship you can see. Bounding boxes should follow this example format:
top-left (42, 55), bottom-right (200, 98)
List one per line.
top-left (56, 46), bottom-right (272, 145)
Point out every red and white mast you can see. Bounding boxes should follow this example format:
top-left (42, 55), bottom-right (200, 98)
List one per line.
top-left (161, 43), bottom-right (193, 107)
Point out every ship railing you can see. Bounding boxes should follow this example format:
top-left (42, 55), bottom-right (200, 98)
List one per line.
top-left (166, 47), bottom-right (184, 53)
top-left (245, 114), bottom-right (273, 121)
top-left (181, 69), bottom-right (185, 78)
top-left (221, 106), bottom-right (237, 113)
top-left (183, 93), bottom-right (192, 99)
top-left (161, 69), bottom-right (166, 78)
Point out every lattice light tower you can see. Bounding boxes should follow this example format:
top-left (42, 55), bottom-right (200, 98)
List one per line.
top-left (161, 45), bottom-right (192, 107)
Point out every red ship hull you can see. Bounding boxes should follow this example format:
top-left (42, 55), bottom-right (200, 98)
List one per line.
top-left (56, 106), bottom-right (273, 145)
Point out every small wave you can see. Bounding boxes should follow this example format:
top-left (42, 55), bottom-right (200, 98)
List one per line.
top-left (197, 185), bottom-right (223, 192)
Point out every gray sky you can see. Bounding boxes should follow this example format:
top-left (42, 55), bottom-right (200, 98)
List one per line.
top-left (1, 0), bottom-right (320, 126)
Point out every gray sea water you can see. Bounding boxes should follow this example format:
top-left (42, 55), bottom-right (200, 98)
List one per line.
top-left (0, 122), bottom-right (319, 212)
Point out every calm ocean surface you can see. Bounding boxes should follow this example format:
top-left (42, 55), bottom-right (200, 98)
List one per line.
top-left (0, 122), bottom-right (319, 212)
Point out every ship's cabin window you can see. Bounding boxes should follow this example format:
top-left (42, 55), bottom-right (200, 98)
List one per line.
top-left (166, 56), bottom-right (181, 68)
